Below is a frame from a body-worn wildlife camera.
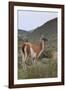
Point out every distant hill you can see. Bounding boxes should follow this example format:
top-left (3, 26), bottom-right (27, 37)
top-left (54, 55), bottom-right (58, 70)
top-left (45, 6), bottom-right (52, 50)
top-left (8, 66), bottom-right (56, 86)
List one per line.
top-left (18, 18), bottom-right (57, 50)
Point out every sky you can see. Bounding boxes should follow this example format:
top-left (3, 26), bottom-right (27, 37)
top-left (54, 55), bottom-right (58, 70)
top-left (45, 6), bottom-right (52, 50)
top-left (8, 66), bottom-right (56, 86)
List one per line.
top-left (17, 10), bottom-right (58, 31)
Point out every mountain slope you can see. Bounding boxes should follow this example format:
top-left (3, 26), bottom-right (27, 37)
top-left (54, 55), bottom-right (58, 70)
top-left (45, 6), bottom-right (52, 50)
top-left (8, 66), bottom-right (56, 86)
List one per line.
top-left (18, 18), bottom-right (57, 49)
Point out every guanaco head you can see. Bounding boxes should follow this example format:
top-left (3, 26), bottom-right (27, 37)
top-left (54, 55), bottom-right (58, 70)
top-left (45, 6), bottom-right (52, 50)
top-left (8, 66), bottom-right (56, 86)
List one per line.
top-left (40, 35), bottom-right (48, 42)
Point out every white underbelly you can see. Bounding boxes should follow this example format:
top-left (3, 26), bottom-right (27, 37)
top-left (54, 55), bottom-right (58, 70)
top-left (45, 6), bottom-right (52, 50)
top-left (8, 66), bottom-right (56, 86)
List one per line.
top-left (30, 47), bottom-right (36, 58)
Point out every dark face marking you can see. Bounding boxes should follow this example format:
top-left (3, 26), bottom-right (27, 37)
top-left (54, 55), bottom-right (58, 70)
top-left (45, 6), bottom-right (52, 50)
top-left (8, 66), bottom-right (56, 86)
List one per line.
top-left (40, 35), bottom-right (48, 42)
top-left (41, 37), bottom-right (48, 42)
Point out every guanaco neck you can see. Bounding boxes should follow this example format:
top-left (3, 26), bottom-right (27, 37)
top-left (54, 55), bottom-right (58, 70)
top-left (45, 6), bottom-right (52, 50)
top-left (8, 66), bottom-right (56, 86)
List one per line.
top-left (40, 40), bottom-right (44, 51)
top-left (37, 40), bottom-right (45, 58)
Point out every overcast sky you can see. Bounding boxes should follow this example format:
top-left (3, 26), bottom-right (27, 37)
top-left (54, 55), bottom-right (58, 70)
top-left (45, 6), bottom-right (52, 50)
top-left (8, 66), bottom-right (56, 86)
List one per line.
top-left (17, 10), bottom-right (58, 31)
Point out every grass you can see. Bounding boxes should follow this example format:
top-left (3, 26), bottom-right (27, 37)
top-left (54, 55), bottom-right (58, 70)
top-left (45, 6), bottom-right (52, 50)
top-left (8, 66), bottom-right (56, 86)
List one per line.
top-left (18, 54), bottom-right (57, 79)
top-left (18, 33), bottom-right (57, 79)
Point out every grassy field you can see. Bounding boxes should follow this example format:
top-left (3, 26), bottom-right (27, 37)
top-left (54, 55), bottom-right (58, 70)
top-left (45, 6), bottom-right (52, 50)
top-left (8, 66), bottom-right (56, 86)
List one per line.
top-left (18, 50), bottom-right (57, 79)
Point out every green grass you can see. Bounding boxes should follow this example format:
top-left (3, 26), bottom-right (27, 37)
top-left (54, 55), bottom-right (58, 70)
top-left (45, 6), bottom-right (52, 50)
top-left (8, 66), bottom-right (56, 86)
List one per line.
top-left (18, 42), bottom-right (57, 79)
top-left (18, 57), bottom-right (57, 79)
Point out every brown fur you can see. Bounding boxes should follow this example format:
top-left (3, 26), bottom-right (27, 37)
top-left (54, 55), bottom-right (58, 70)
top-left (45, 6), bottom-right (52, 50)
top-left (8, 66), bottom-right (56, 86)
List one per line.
top-left (21, 37), bottom-right (47, 69)
top-left (22, 41), bottom-right (43, 61)
top-left (22, 43), bottom-right (31, 56)
top-left (31, 42), bottom-right (42, 58)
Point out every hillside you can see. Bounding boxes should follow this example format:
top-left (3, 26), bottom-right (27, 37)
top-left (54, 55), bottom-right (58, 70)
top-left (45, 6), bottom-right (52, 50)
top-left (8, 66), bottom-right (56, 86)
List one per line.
top-left (18, 18), bottom-right (57, 49)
